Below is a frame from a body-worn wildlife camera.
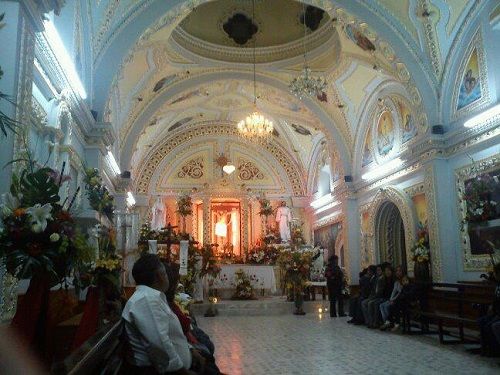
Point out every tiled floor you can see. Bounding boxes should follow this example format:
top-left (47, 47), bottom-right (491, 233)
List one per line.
top-left (196, 314), bottom-right (500, 375)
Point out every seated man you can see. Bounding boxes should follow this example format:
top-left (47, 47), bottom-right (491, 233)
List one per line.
top-left (122, 254), bottom-right (199, 374)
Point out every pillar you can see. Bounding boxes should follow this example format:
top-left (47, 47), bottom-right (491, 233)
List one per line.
top-left (344, 196), bottom-right (361, 284)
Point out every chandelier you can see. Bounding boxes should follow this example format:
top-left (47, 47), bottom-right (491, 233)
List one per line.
top-left (290, 67), bottom-right (327, 99)
top-left (289, 4), bottom-right (327, 99)
top-left (237, 0), bottom-right (273, 139)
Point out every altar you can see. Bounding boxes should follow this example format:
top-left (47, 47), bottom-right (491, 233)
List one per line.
top-left (210, 264), bottom-right (277, 296)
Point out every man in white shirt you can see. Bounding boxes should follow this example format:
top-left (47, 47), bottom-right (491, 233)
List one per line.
top-left (122, 254), bottom-right (199, 374)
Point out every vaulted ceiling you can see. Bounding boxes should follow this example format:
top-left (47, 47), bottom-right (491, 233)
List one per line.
top-left (84, 0), bottom-right (484, 190)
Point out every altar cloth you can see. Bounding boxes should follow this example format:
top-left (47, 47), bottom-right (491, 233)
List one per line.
top-left (211, 264), bottom-right (277, 294)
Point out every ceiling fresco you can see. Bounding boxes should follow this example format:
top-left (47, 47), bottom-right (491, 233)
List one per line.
top-left (85, 0), bottom-right (486, 193)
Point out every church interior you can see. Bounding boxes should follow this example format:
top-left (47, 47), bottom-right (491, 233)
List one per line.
top-left (0, 0), bottom-right (499, 374)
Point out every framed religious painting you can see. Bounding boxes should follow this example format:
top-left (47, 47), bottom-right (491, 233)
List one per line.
top-left (456, 154), bottom-right (500, 270)
top-left (452, 30), bottom-right (489, 120)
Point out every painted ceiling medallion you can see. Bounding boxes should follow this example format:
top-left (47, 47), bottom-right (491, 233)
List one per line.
top-left (223, 13), bottom-right (258, 45)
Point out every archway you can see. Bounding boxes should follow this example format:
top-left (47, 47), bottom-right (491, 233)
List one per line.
top-left (376, 202), bottom-right (407, 272)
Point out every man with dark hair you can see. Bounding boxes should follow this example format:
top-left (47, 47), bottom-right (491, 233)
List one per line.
top-left (122, 254), bottom-right (196, 374)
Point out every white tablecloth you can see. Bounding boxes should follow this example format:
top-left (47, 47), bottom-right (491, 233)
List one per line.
top-left (212, 264), bottom-right (277, 293)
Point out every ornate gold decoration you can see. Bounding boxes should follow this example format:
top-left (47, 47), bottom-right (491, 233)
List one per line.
top-left (238, 160), bottom-right (264, 181)
top-left (177, 156), bottom-right (204, 179)
top-left (135, 122), bottom-right (306, 196)
top-left (424, 165), bottom-right (443, 281)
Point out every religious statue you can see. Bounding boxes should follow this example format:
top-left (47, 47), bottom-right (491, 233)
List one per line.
top-left (151, 197), bottom-right (166, 230)
top-left (275, 201), bottom-right (292, 242)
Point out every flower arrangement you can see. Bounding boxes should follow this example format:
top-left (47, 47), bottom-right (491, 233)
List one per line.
top-left (176, 193), bottom-right (193, 217)
top-left (83, 168), bottom-right (115, 220)
top-left (199, 243), bottom-right (221, 280)
top-left (246, 245), bottom-right (281, 265)
top-left (258, 196), bottom-right (273, 217)
top-left (411, 226), bottom-right (430, 263)
top-left (0, 163), bottom-right (92, 283)
top-left (463, 173), bottom-right (499, 223)
top-left (231, 269), bottom-right (257, 300)
top-left (77, 226), bottom-right (122, 291)
top-left (277, 249), bottom-right (313, 291)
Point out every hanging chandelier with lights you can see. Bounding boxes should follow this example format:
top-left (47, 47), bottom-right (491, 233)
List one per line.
top-left (289, 4), bottom-right (327, 99)
top-left (237, 0), bottom-right (273, 139)
top-left (289, 67), bottom-right (327, 99)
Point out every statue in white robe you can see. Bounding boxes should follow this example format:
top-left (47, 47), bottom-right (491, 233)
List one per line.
top-left (275, 201), bottom-right (292, 242)
top-left (151, 197), bottom-right (165, 230)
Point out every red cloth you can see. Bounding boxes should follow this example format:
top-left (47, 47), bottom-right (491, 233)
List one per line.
top-left (11, 275), bottom-right (51, 350)
top-left (169, 302), bottom-right (199, 344)
top-left (72, 287), bottom-right (100, 350)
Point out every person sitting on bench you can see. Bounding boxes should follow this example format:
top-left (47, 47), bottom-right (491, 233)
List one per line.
top-left (122, 254), bottom-right (202, 374)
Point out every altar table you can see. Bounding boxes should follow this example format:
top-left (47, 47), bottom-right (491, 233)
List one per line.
top-left (212, 264), bottom-right (277, 294)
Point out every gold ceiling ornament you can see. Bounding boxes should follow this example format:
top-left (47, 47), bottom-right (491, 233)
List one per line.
top-left (289, 2), bottom-right (327, 99)
top-left (237, 0), bottom-right (273, 140)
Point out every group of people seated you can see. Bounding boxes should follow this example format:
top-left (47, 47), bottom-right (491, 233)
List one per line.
top-left (122, 254), bottom-right (224, 374)
top-left (347, 262), bottom-right (413, 331)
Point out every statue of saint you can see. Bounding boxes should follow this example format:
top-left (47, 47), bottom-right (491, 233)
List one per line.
top-left (275, 201), bottom-right (292, 242)
top-left (151, 197), bottom-right (165, 230)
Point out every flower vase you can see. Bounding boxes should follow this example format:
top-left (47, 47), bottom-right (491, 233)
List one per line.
top-left (414, 261), bottom-right (431, 283)
top-left (293, 284), bottom-right (306, 315)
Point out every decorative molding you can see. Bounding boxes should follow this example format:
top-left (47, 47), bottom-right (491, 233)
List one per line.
top-left (238, 160), bottom-right (264, 181)
top-left (455, 153), bottom-right (500, 271)
top-left (404, 182), bottom-right (425, 197)
top-left (418, 0), bottom-right (443, 79)
top-left (172, 19), bottom-right (337, 64)
top-left (424, 165), bottom-right (443, 281)
top-left (177, 157), bottom-right (204, 179)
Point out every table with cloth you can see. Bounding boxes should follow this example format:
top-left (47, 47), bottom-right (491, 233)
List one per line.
top-left (207, 264), bottom-right (277, 298)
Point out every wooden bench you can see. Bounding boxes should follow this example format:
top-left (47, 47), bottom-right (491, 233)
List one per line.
top-left (53, 320), bottom-right (123, 375)
top-left (404, 282), bottom-right (494, 345)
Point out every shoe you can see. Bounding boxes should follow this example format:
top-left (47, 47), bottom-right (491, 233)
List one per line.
top-left (380, 322), bottom-right (392, 331)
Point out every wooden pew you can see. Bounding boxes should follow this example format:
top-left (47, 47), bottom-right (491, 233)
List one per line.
top-left (404, 282), bottom-right (494, 345)
top-left (52, 320), bottom-right (123, 375)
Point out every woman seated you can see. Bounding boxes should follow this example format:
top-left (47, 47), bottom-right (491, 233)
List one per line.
top-left (379, 266), bottom-right (405, 331)
top-left (163, 262), bottom-right (222, 374)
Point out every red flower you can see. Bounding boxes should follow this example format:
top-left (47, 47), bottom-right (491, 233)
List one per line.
top-left (26, 242), bottom-right (43, 257)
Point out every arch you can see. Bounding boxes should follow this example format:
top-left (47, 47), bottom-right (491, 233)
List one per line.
top-left (375, 201), bottom-right (407, 271)
top-left (120, 71), bottom-right (352, 176)
top-left (365, 186), bottom-right (416, 271)
top-left (352, 80), bottom-right (423, 180)
top-left (133, 121), bottom-right (307, 197)
top-left (92, 0), bottom-right (439, 130)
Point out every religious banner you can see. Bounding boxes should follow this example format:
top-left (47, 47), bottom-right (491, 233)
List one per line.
top-left (179, 240), bottom-right (189, 276)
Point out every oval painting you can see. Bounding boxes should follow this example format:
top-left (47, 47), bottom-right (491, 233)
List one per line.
top-left (376, 111), bottom-right (395, 157)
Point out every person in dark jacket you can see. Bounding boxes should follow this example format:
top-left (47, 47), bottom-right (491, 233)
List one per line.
top-left (348, 266), bottom-right (375, 324)
top-left (325, 255), bottom-right (345, 317)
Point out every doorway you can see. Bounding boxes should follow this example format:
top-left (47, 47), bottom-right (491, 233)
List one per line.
top-left (376, 201), bottom-right (407, 271)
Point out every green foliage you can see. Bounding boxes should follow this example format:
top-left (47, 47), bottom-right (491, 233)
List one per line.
top-left (12, 168), bottom-right (60, 207)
